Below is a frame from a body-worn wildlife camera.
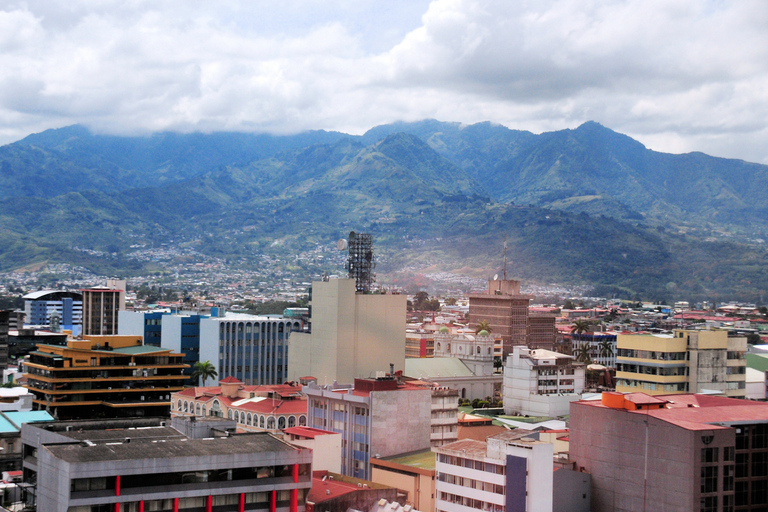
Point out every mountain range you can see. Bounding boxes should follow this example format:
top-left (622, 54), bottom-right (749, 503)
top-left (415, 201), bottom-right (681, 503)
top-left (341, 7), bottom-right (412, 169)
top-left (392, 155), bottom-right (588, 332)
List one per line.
top-left (1, 120), bottom-right (767, 302)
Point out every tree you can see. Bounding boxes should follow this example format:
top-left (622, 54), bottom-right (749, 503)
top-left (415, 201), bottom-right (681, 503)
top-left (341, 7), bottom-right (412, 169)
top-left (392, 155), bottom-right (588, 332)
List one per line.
top-left (475, 319), bottom-right (492, 334)
top-left (574, 345), bottom-right (592, 365)
top-left (445, 297), bottom-right (457, 306)
top-left (598, 340), bottom-right (614, 359)
top-left (747, 333), bottom-right (762, 345)
top-left (192, 360), bottom-right (218, 387)
top-left (571, 319), bottom-right (590, 342)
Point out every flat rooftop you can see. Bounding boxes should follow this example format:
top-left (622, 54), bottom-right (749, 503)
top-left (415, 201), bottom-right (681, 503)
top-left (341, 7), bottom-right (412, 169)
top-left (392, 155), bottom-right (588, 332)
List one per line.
top-left (374, 448), bottom-right (436, 471)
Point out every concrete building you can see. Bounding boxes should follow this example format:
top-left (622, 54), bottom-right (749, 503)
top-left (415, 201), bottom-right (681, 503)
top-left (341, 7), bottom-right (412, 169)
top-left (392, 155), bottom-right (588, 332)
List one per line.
top-left (22, 416), bottom-right (312, 512)
top-left (23, 335), bottom-right (188, 419)
top-left (370, 449), bottom-right (435, 512)
top-left (0, 410), bottom-right (53, 472)
top-left (172, 377), bottom-right (308, 433)
top-left (81, 279), bottom-right (126, 336)
top-left (503, 346), bottom-right (585, 417)
top-left (304, 376), bottom-right (432, 481)
top-left (22, 290), bottom-right (82, 334)
top-left (570, 333), bottom-right (617, 368)
top-left (435, 431), bottom-right (556, 512)
top-left (429, 387), bottom-right (459, 447)
top-left (284, 427), bottom-right (342, 473)
top-left (615, 328), bottom-right (747, 398)
top-left (405, 329), bottom-right (502, 401)
top-left (527, 313), bottom-right (557, 351)
top-left (570, 391), bottom-right (768, 512)
top-left (469, 279), bottom-right (532, 355)
top-left (288, 278), bottom-right (407, 385)
top-left (406, 331), bottom-right (435, 358)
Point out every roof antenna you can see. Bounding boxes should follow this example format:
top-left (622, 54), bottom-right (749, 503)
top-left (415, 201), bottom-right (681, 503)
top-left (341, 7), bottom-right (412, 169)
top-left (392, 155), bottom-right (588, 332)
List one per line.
top-left (502, 236), bottom-right (508, 281)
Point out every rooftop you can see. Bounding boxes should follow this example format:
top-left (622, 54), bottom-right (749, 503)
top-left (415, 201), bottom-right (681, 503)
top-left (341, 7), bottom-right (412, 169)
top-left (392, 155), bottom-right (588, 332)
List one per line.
top-left (373, 448), bottom-right (436, 471)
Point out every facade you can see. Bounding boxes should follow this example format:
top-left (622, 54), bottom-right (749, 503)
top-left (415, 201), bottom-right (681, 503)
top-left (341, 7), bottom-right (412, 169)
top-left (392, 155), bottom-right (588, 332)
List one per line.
top-left (172, 377), bottom-right (308, 433)
top-left (22, 290), bottom-right (83, 334)
top-left (370, 449), bottom-right (436, 512)
top-left (503, 346), bottom-right (585, 417)
top-left (0, 410), bottom-right (53, 472)
top-left (570, 333), bottom-right (617, 368)
top-left (406, 331), bottom-right (435, 358)
top-left (23, 335), bottom-right (188, 419)
top-left (304, 376), bottom-right (432, 480)
top-left (527, 314), bottom-right (557, 351)
top-left (570, 391), bottom-right (768, 512)
top-left (288, 278), bottom-right (407, 385)
top-left (469, 279), bottom-right (532, 355)
top-left (435, 431), bottom-right (555, 512)
top-left (22, 416), bottom-right (312, 512)
top-left (81, 279), bottom-right (126, 336)
top-left (430, 387), bottom-right (459, 447)
top-left (284, 427), bottom-right (342, 473)
top-left (615, 329), bottom-right (747, 398)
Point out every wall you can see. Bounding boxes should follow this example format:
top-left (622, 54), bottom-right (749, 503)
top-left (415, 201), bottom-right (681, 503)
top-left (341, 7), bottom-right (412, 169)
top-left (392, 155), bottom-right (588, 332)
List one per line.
top-left (370, 389), bottom-right (431, 460)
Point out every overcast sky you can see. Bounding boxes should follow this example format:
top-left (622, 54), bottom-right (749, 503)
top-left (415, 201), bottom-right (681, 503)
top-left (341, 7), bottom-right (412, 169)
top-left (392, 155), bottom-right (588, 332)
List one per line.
top-left (2, 0), bottom-right (767, 163)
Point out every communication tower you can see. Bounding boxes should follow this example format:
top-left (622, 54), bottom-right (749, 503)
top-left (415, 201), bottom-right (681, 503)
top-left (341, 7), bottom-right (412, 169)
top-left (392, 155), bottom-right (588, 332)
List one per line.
top-left (345, 231), bottom-right (376, 293)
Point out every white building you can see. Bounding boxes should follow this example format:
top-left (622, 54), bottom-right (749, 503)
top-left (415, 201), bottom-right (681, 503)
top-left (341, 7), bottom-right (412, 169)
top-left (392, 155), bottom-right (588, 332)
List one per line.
top-left (503, 346), bottom-right (585, 417)
top-left (288, 278), bottom-right (407, 384)
top-left (405, 329), bottom-right (501, 401)
top-left (435, 431), bottom-right (554, 512)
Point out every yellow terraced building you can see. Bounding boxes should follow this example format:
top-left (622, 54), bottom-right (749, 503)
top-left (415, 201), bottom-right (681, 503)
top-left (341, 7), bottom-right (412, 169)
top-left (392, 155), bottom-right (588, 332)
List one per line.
top-left (23, 335), bottom-right (188, 419)
top-left (616, 329), bottom-right (746, 398)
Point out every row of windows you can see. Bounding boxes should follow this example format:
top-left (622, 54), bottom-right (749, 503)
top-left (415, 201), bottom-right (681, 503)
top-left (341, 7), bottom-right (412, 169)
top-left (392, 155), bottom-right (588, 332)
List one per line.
top-left (438, 492), bottom-right (503, 512)
top-left (175, 400), bottom-right (306, 429)
top-left (617, 349), bottom-right (687, 360)
top-left (616, 364), bottom-right (688, 376)
top-left (437, 454), bottom-right (505, 474)
top-left (616, 380), bottom-right (688, 392)
top-left (68, 490), bottom-right (306, 512)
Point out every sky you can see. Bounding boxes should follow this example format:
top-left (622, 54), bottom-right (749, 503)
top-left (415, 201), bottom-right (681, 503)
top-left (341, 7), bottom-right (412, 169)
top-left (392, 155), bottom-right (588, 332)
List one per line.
top-left (1, 0), bottom-right (768, 163)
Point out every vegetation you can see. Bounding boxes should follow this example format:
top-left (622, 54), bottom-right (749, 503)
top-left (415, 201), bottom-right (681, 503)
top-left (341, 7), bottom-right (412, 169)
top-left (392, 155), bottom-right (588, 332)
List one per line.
top-left (475, 320), bottom-right (492, 334)
top-left (191, 360), bottom-right (218, 387)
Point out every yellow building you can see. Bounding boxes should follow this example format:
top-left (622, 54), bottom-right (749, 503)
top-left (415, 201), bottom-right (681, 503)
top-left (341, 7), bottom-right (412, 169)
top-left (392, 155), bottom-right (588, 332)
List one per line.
top-left (24, 335), bottom-right (188, 419)
top-left (616, 329), bottom-right (746, 397)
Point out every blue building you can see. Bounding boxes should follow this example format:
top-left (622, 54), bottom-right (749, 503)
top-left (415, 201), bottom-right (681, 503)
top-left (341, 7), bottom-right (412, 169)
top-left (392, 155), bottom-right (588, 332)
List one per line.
top-left (23, 291), bottom-right (82, 335)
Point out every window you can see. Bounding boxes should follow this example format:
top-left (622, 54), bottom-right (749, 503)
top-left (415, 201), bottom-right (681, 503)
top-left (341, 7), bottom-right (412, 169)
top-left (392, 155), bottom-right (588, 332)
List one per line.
top-left (724, 446), bottom-right (735, 462)
top-left (701, 447), bottom-right (718, 463)
top-left (723, 465), bottom-right (734, 492)
top-left (700, 496), bottom-right (717, 512)
top-left (701, 466), bottom-right (717, 494)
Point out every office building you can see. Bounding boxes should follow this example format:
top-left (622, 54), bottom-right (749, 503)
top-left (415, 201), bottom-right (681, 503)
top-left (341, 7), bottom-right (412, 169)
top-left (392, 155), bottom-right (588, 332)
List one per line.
top-left (22, 416), bottom-right (312, 512)
top-left (22, 290), bottom-right (82, 334)
top-left (406, 331), bottom-right (435, 358)
top-left (81, 278), bottom-right (126, 336)
top-left (503, 346), bottom-right (585, 417)
top-left (570, 332), bottom-right (617, 368)
top-left (615, 328), bottom-right (747, 398)
top-left (469, 279), bottom-right (532, 355)
top-left (304, 376), bottom-right (432, 480)
top-left (23, 335), bottom-right (188, 419)
top-left (528, 313), bottom-right (558, 350)
top-left (288, 278), bottom-right (407, 385)
top-left (570, 391), bottom-right (768, 512)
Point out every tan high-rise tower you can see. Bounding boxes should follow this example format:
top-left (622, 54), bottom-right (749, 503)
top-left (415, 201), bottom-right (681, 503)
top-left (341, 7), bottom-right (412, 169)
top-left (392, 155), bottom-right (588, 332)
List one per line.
top-left (469, 279), bottom-right (532, 356)
top-left (81, 278), bottom-right (126, 336)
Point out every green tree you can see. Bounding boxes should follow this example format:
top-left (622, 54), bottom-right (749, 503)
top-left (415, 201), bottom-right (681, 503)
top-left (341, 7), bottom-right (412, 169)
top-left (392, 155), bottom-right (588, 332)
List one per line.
top-left (445, 297), bottom-right (457, 306)
top-left (747, 333), bottom-right (762, 345)
top-left (574, 345), bottom-right (592, 365)
top-left (475, 319), bottom-right (492, 334)
top-left (192, 360), bottom-right (218, 387)
top-left (598, 340), bottom-right (614, 359)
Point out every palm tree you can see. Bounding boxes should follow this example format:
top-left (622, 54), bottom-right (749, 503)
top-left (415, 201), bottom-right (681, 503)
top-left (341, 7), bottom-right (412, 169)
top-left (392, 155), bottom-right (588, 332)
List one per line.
top-left (192, 360), bottom-right (218, 387)
top-left (574, 344), bottom-right (592, 365)
top-left (598, 340), bottom-right (614, 360)
top-left (475, 319), bottom-right (492, 334)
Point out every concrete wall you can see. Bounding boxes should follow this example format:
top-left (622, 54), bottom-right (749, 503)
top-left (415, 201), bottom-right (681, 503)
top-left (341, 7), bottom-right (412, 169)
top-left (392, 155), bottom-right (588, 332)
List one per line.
top-left (288, 433), bottom-right (342, 473)
top-left (162, 315), bottom-right (183, 356)
top-left (553, 468), bottom-right (590, 512)
top-left (199, 318), bottom-right (220, 384)
top-left (370, 389), bottom-right (431, 459)
top-left (117, 311), bottom-right (145, 337)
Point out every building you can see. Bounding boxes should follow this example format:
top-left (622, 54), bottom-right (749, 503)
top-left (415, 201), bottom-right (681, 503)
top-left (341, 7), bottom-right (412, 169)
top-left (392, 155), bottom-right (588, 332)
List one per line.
top-left (370, 449), bottom-right (436, 512)
top-left (469, 279), bottom-right (532, 355)
top-left (304, 376), bottom-right (432, 480)
top-left (288, 278), bottom-right (407, 385)
top-left (570, 391), bottom-right (768, 512)
top-left (81, 279), bottom-right (126, 336)
top-left (306, 471), bottom-right (399, 512)
top-left (615, 328), bottom-right (747, 398)
top-left (429, 387), bottom-right (459, 447)
top-left (22, 290), bottom-right (82, 334)
top-left (434, 431), bottom-right (556, 512)
top-left (23, 335), bottom-right (188, 419)
top-left (172, 377), bottom-right (308, 433)
top-left (570, 332), bottom-right (617, 368)
top-left (284, 427), bottom-right (342, 473)
top-left (503, 346), bottom-right (585, 417)
top-left (0, 310), bottom-right (8, 372)
top-left (0, 410), bottom-right (53, 472)
top-left (22, 416), bottom-right (312, 512)
top-left (406, 329), bottom-right (502, 401)
top-left (528, 313), bottom-right (557, 350)
top-left (406, 331), bottom-right (435, 358)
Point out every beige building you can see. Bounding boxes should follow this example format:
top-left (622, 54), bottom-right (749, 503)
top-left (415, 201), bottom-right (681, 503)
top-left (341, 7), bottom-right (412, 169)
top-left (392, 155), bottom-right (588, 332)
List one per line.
top-left (370, 449), bottom-right (436, 512)
top-left (615, 328), bottom-right (747, 397)
top-left (81, 278), bottom-right (126, 336)
top-left (288, 278), bottom-right (406, 384)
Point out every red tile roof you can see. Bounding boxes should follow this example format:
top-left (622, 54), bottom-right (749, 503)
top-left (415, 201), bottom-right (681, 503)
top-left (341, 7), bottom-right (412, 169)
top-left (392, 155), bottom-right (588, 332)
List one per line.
top-left (220, 376), bottom-right (242, 384)
top-left (284, 426), bottom-right (337, 439)
top-left (307, 475), bottom-right (358, 503)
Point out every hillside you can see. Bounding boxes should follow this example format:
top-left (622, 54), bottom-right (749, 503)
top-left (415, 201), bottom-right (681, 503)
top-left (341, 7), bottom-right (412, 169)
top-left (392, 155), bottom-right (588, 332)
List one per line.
top-left (1, 121), bottom-right (767, 301)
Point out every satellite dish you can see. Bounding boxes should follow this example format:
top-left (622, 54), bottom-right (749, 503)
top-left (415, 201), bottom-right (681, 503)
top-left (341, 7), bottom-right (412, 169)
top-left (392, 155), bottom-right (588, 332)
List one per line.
top-left (337, 239), bottom-right (348, 251)
top-left (493, 274), bottom-right (498, 281)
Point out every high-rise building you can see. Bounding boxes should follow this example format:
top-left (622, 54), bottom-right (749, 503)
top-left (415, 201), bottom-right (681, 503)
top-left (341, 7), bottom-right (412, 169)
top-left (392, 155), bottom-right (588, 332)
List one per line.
top-left (22, 290), bottom-right (83, 334)
top-left (615, 328), bottom-right (747, 398)
top-left (288, 278), bottom-right (406, 385)
top-left (469, 279), bottom-right (533, 356)
top-left (81, 278), bottom-right (126, 336)
top-left (570, 391), bottom-right (768, 512)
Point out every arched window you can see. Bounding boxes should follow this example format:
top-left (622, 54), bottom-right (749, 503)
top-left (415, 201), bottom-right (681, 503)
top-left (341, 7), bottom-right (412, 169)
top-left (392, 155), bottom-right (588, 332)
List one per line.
top-left (202, 405), bottom-right (207, 416)
top-left (288, 416), bottom-right (296, 427)
top-left (299, 415), bottom-right (306, 426)
top-left (228, 410), bottom-right (233, 420)
top-left (477, 346), bottom-right (481, 354)
top-left (267, 417), bottom-right (276, 430)
top-left (447, 344), bottom-right (451, 351)
top-left (278, 417), bottom-right (286, 429)
top-left (183, 401), bottom-right (188, 412)
top-left (247, 413), bottom-right (252, 425)
top-left (488, 347), bottom-right (492, 355)
top-left (211, 400), bottom-right (221, 417)
top-left (177, 400), bottom-right (182, 411)
top-left (461, 388), bottom-right (466, 399)
top-left (240, 412), bottom-right (246, 424)
top-left (196, 403), bottom-right (201, 414)
top-left (436, 342), bottom-right (441, 350)
top-left (260, 416), bottom-right (265, 428)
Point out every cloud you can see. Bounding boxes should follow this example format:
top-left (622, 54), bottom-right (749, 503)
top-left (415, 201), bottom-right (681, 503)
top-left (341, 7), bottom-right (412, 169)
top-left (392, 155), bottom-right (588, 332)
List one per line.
top-left (0, 0), bottom-right (767, 163)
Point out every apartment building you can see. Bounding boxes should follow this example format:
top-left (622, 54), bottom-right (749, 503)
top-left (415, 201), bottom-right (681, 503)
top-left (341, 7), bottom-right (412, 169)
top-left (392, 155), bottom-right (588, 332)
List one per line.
top-left (81, 279), bottom-right (126, 336)
top-left (615, 329), bottom-right (747, 398)
top-left (469, 279), bottom-right (532, 355)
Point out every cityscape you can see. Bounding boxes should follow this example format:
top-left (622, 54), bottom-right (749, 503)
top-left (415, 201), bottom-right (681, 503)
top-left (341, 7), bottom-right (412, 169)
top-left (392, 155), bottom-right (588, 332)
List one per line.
top-left (1, 2), bottom-right (768, 512)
